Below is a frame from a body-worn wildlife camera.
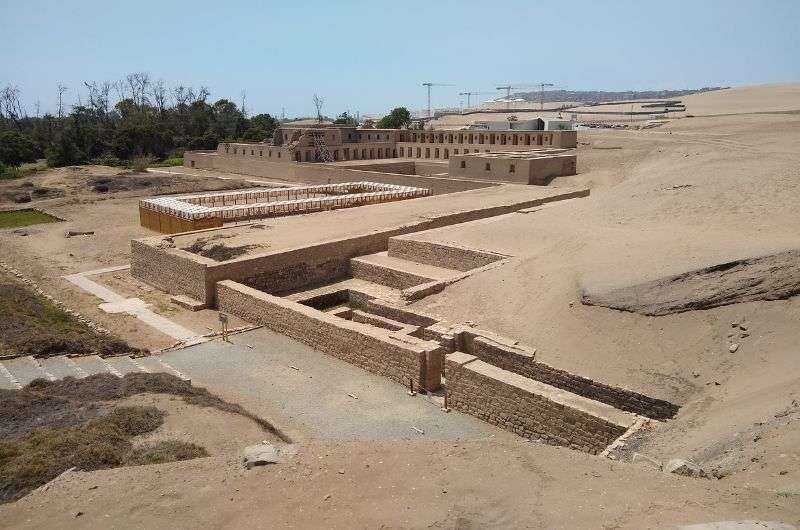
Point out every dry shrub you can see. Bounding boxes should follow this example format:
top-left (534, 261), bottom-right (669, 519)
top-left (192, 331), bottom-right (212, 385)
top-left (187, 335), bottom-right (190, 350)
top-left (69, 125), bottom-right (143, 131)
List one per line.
top-left (126, 440), bottom-right (208, 466)
top-left (0, 406), bottom-right (165, 503)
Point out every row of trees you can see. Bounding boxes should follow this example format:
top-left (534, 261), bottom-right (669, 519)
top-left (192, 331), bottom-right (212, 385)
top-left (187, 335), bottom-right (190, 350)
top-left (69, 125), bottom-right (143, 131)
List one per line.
top-left (0, 73), bottom-right (280, 169)
top-left (0, 74), bottom-right (419, 171)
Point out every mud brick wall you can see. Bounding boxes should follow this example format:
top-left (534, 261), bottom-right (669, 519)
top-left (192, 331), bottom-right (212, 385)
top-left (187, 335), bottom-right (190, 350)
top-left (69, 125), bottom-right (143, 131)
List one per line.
top-left (216, 280), bottom-right (440, 390)
top-left (130, 240), bottom-right (212, 305)
top-left (446, 354), bottom-right (629, 454)
top-left (349, 258), bottom-right (434, 290)
top-left (468, 336), bottom-right (678, 420)
top-left (388, 238), bottom-right (506, 272)
top-left (211, 231), bottom-right (395, 298)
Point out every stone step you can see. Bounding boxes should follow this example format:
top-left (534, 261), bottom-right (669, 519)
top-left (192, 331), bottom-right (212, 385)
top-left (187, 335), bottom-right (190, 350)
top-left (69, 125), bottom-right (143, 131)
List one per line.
top-left (135, 356), bottom-right (189, 380)
top-left (106, 355), bottom-right (149, 376)
top-left (2, 356), bottom-right (54, 387)
top-left (0, 360), bottom-right (22, 390)
top-left (350, 251), bottom-right (456, 290)
top-left (40, 355), bottom-right (85, 380)
top-left (73, 354), bottom-right (119, 377)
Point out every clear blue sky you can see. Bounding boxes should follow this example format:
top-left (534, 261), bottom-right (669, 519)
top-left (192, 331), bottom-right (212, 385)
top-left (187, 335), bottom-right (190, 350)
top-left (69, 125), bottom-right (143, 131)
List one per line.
top-left (1, 0), bottom-right (798, 117)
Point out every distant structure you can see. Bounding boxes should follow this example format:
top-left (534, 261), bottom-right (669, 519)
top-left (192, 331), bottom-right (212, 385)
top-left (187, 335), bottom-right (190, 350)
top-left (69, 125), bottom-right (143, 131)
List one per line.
top-left (472, 118), bottom-right (573, 131)
top-left (449, 149), bottom-right (576, 185)
top-left (184, 124), bottom-right (577, 170)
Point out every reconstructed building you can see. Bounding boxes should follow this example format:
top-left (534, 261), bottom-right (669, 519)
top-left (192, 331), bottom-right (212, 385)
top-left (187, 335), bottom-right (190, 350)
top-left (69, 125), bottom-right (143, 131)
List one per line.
top-left (186, 124), bottom-right (577, 169)
top-left (449, 150), bottom-right (577, 185)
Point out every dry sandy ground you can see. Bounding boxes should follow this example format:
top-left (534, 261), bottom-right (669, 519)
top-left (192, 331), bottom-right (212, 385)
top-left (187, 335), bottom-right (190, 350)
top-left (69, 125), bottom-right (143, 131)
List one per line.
top-left (0, 166), bottom-right (256, 350)
top-left (408, 111), bottom-right (800, 492)
top-left (2, 86), bottom-right (800, 528)
top-left (2, 436), bottom-right (797, 530)
top-left (429, 83), bottom-right (800, 127)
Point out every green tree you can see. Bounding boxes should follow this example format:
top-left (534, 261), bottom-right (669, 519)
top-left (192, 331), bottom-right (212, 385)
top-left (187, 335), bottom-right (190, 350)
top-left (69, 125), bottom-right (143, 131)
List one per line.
top-left (376, 107), bottom-right (412, 129)
top-left (333, 112), bottom-right (357, 126)
top-left (212, 99), bottom-right (245, 140)
top-left (0, 131), bottom-right (39, 166)
top-left (46, 127), bottom-right (85, 167)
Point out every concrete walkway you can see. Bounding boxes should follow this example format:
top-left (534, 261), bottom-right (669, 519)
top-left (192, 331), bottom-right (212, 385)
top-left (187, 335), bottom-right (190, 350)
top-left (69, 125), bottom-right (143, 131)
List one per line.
top-left (160, 327), bottom-right (502, 442)
top-left (64, 265), bottom-right (201, 343)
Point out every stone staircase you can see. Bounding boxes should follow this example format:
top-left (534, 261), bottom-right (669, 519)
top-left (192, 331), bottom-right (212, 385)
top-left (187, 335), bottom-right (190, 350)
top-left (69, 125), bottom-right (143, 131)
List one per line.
top-left (349, 251), bottom-right (458, 290)
top-left (0, 354), bottom-right (188, 390)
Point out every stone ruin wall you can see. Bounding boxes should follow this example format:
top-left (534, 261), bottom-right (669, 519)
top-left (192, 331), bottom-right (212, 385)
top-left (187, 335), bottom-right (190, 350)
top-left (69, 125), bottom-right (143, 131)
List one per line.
top-left (130, 239), bottom-right (213, 305)
top-left (466, 334), bottom-right (679, 420)
top-left (215, 280), bottom-right (442, 391)
top-left (445, 354), bottom-right (630, 454)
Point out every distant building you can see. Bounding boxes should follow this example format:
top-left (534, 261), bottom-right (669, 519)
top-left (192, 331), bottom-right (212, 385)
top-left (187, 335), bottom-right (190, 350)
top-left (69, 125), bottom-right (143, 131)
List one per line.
top-left (472, 117), bottom-right (574, 131)
top-left (184, 124), bottom-right (577, 169)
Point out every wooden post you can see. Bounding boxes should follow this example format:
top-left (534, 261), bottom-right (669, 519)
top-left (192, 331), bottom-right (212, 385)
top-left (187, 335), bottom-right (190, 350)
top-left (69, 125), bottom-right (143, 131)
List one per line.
top-left (407, 376), bottom-right (416, 396)
top-left (219, 312), bottom-right (229, 342)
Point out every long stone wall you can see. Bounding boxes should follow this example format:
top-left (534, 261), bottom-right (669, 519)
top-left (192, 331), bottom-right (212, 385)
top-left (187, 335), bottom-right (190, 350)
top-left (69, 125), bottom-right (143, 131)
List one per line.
top-left (131, 187), bottom-right (590, 307)
top-left (465, 334), bottom-right (679, 420)
top-left (388, 237), bottom-right (508, 272)
top-left (130, 240), bottom-right (213, 304)
top-left (184, 152), bottom-right (494, 195)
top-left (446, 352), bottom-right (632, 454)
top-left (215, 280), bottom-right (442, 390)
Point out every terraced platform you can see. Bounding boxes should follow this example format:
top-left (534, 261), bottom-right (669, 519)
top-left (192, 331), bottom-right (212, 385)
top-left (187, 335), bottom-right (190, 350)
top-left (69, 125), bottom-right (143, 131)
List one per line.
top-left (0, 354), bottom-right (188, 389)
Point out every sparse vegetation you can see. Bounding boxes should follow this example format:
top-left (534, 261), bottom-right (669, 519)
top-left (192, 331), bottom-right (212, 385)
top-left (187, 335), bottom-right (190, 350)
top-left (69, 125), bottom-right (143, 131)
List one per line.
top-left (129, 155), bottom-right (155, 172)
top-left (0, 406), bottom-right (168, 502)
top-left (0, 371), bottom-right (284, 503)
top-left (150, 156), bottom-right (184, 167)
top-left (0, 270), bottom-right (139, 358)
top-left (0, 209), bottom-right (60, 229)
top-left (126, 440), bottom-right (208, 466)
top-left (183, 235), bottom-right (260, 261)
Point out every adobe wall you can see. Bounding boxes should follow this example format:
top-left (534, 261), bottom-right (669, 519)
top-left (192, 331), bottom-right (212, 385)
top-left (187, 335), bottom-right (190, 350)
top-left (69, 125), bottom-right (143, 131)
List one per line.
top-left (388, 237), bottom-right (507, 272)
top-left (448, 153), bottom-right (577, 185)
top-left (209, 231), bottom-right (394, 299)
top-left (131, 186), bottom-right (590, 305)
top-left (130, 240), bottom-right (213, 304)
top-left (139, 207), bottom-right (222, 234)
top-left (465, 334), bottom-right (679, 420)
top-left (215, 280), bottom-right (441, 390)
top-left (185, 152), bottom-right (493, 195)
top-left (295, 165), bottom-right (493, 195)
top-left (184, 151), bottom-right (216, 170)
top-left (445, 353), bottom-right (630, 454)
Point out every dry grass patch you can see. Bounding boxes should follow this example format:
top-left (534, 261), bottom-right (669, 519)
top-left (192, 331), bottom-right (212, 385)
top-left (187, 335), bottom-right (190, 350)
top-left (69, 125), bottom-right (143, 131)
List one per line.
top-left (0, 372), bottom-right (285, 503)
top-left (0, 270), bottom-right (141, 359)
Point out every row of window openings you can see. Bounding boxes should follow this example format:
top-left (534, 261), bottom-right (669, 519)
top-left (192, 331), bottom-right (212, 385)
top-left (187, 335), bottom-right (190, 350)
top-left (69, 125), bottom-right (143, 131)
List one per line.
top-left (402, 133), bottom-right (550, 146)
top-left (456, 160), bottom-right (515, 173)
top-left (224, 145), bottom-right (510, 171)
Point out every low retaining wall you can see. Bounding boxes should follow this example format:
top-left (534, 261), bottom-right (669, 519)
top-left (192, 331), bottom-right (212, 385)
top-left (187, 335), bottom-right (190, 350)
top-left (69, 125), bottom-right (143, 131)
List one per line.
top-left (465, 334), bottom-right (679, 420)
top-left (388, 238), bottom-right (508, 272)
top-left (130, 240), bottom-right (213, 304)
top-left (446, 353), bottom-right (632, 454)
top-left (216, 280), bottom-right (442, 390)
top-left (131, 187), bottom-right (590, 306)
top-left (139, 206), bottom-right (222, 234)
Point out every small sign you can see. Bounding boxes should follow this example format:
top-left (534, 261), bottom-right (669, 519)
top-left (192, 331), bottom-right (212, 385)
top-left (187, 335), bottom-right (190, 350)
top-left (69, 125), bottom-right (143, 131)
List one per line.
top-left (218, 313), bottom-right (229, 324)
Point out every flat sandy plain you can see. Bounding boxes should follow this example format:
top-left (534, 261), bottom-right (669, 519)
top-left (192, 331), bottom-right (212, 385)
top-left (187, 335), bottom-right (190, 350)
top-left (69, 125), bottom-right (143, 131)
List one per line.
top-left (1, 85), bottom-right (800, 529)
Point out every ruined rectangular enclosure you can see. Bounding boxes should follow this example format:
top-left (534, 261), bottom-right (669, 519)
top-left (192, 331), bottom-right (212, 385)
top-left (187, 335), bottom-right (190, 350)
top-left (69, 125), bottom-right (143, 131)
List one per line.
top-left (132, 184), bottom-right (677, 454)
top-left (139, 182), bottom-right (430, 234)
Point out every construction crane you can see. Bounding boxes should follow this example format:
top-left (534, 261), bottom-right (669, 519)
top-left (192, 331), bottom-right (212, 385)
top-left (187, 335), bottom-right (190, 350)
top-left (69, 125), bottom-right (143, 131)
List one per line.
top-left (422, 82), bottom-right (454, 118)
top-left (458, 91), bottom-right (495, 109)
top-left (495, 84), bottom-right (535, 109)
top-left (536, 83), bottom-right (555, 110)
top-left (496, 83), bottom-right (557, 110)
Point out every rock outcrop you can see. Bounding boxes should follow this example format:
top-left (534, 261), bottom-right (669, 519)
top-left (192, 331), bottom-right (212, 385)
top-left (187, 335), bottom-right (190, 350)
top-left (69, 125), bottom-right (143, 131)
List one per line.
top-left (581, 249), bottom-right (800, 316)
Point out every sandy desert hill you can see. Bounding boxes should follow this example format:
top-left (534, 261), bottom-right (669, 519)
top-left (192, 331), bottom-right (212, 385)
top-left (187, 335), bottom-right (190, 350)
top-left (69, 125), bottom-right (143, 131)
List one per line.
top-left (413, 84), bottom-right (800, 488)
top-left (429, 82), bottom-right (800, 127)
